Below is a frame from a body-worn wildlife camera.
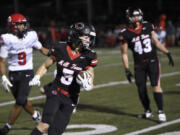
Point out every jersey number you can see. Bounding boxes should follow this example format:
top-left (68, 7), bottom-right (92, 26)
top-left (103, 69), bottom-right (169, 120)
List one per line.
top-left (134, 38), bottom-right (152, 55)
top-left (18, 52), bottom-right (26, 65)
top-left (60, 68), bottom-right (74, 85)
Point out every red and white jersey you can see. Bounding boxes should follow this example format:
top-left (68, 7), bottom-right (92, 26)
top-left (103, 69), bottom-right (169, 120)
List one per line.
top-left (0, 31), bottom-right (42, 71)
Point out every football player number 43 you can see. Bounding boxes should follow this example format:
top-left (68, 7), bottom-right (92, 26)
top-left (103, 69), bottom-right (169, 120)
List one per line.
top-left (18, 52), bottom-right (26, 65)
top-left (134, 38), bottom-right (152, 54)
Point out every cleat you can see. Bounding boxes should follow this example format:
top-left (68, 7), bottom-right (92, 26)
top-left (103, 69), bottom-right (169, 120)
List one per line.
top-left (138, 110), bottom-right (153, 119)
top-left (0, 125), bottom-right (10, 135)
top-left (32, 110), bottom-right (41, 124)
top-left (158, 110), bottom-right (166, 122)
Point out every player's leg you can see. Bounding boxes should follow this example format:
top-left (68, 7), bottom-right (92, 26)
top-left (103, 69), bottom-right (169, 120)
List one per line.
top-left (149, 59), bottom-right (166, 122)
top-left (17, 70), bottom-right (41, 123)
top-left (0, 72), bottom-right (21, 135)
top-left (48, 97), bottom-right (74, 135)
top-left (135, 64), bottom-right (153, 118)
top-left (31, 95), bottom-right (60, 135)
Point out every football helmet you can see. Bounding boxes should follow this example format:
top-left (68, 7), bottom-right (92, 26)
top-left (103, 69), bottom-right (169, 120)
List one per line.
top-left (7, 13), bottom-right (28, 37)
top-left (68, 22), bottom-right (96, 50)
top-left (126, 7), bottom-right (143, 24)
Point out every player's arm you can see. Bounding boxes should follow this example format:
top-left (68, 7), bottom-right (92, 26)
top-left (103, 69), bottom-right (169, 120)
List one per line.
top-left (151, 31), bottom-right (169, 53)
top-left (0, 46), bottom-right (13, 92)
top-left (76, 67), bottom-right (95, 91)
top-left (29, 57), bottom-right (55, 86)
top-left (120, 42), bottom-right (129, 69)
top-left (0, 57), bottom-right (6, 76)
top-left (0, 38), bottom-right (6, 75)
top-left (40, 47), bottom-right (49, 56)
top-left (86, 67), bottom-right (94, 88)
top-left (151, 31), bottom-right (174, 66)
top-left (120, 42), bottom-right (133, 83)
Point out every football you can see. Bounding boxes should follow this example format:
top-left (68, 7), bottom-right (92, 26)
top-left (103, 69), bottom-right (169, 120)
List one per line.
top-left (78, 71), bottom-right (86, 79)
top-left (76, 71), bottom-right (92, 86)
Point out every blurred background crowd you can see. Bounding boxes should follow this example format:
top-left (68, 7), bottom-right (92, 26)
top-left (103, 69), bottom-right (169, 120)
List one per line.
top-left (0, 0), bottom-right (180, 48)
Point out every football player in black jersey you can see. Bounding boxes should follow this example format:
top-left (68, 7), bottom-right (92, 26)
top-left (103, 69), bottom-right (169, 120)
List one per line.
top-left (119, 7), bottom-right (174, 122)
top-left (29, 22), bottom-right (97, 135)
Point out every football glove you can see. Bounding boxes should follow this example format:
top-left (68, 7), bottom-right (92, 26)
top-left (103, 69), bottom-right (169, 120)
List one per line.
top-left (1, 75), bottom-right (13, 92)
top-left (167, 52), bottom-right (174, 67)
top-left (76, 71), bottom-right (93, 91)
top-left (29, 75), bottom-right (41, 86)
top-left (125, 68), bottom-right (133, 83)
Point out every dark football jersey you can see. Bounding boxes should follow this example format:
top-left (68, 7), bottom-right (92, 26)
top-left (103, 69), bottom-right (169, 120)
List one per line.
top-left (51, 42), bottom-right (97, 95)
top-left (119, 21), bottom-right (158, 63)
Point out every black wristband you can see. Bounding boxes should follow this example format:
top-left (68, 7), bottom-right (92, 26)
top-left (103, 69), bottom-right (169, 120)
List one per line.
top-left (167, 52), bottom-right (171, 57)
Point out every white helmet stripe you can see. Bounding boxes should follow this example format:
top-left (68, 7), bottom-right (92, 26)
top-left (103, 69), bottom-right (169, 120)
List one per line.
top-left (90, 32), bottom-right (96, 36)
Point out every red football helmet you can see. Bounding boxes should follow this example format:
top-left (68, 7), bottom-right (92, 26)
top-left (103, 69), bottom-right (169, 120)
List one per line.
top-left (7, 13), bottom-right (27, 33)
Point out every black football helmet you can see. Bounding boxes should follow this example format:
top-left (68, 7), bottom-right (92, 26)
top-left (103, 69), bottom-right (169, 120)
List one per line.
top-left (68, 22), bottom-right (96, 50)
top-left (126, 7), bottom-right (143, 24)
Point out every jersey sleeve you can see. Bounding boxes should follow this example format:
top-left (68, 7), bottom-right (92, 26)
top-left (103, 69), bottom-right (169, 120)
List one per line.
top-left (33, 40), bottom-right (42, 50)
top-left (85, 51), bottom-right (98, 69)
top-left (32, 31), bottom-right (42, 49)
top-left (144, 22), bottom-right (155, 32)
top-left (117, 29), bottom-right (128, 43)
top-left (0, 45), bottom-right (8, 58)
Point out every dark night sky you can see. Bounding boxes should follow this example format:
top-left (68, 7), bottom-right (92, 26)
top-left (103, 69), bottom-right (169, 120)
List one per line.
top-left (0, 0), bottom-right (180, 27)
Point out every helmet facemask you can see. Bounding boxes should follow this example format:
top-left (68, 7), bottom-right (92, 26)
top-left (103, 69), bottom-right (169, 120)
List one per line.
top-left (68, 22), bottom-right (96, 51)
top-left (126, 8), bottom-right (143, 26)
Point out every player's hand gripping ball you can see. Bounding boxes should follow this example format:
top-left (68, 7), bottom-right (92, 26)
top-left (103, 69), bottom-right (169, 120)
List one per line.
top-left (76, 71), bottom-right (92, 91)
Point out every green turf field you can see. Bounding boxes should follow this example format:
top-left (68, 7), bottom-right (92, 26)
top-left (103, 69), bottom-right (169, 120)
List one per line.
top-left (0, 47), bottom-right (180, 135)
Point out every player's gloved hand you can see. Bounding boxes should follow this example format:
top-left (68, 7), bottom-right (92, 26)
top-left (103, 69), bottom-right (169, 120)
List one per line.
top-left (76, 72), bottom-right (93, 91)
top-left (125, 68), bottom-right (133, 83)
top-left (29, 75), bottom-right (41, 86)
top-left (1, 75), bottom-right (13, 92)
top-left (167, 52), bottom-right (174, 67)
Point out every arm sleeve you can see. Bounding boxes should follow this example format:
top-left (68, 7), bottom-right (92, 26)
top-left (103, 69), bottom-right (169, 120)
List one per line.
top-left (117, 30), bottom-right (128, 44)
top-left (32, 31), bottom-right (42, 50)
top-left (85, 52), bottom-right (98, 69)
top-left (0, 45), bottom-right (8, 58)
top-left (33, 40), bottom-right (42, 50)
top-left (148, 23), bottom-right (155, 32)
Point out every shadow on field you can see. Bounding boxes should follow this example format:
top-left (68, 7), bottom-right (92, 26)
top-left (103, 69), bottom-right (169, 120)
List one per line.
top-left (78, 104), bottom-right (159, 123)
top-left (32, 103), bottom-right (44, 108)
top-left (30, 103), bottom-right (159, 123)
top-left (164, 90), bottom-right (180, 95)
top-left (12, 127), bottom-right (32, 131)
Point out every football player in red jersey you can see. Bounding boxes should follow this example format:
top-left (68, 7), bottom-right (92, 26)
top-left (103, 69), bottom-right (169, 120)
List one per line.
top-left (0, 13), bottom-right (49, 135)
top-left (119, 7), bottom-right (174, 122)
top-left (29, 22), bottom-right (97, 135)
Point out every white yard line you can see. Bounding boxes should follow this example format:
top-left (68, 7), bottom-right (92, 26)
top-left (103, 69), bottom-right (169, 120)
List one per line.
top-left (0, 71), bottom-right (179, 108)
top-left (125, 119), bottom-right (180, 135)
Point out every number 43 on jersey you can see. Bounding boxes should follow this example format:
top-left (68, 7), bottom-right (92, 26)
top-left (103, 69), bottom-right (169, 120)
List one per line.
top-left (132, 34), bottom-right (152, 55)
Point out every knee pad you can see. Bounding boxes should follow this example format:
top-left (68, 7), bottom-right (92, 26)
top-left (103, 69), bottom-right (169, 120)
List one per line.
top-left (16, 97), bottom-right (27, 106)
